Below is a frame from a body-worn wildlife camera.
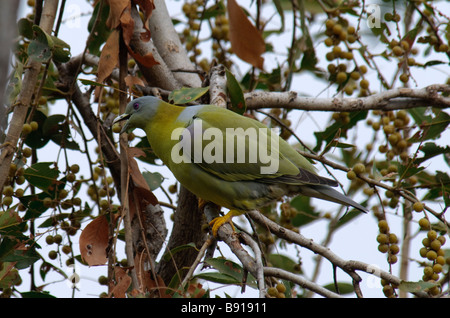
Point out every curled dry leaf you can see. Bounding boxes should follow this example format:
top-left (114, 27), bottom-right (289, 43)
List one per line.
top-left (120, 5), bottom-right (135, 46)
top-left (134, 251), bottom-right (169, 297)
top-left (97, 29), bottom-right (119, 85)
top-left (110, 267), bottom-right (132, 298)
top-left (106, 0), bottom-right (130, 29)
top-left (132, 0), bottom-right (155, 41)
top-left (79, 215), bottom-right (109, 266)
top-left (227, 0), bottom-right (265, 69)
top-left (125, 74), bottom-right (146, 92)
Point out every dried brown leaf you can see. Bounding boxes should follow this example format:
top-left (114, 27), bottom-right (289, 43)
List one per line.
top-left (227, 0), bottom-right (265, 69)
top-left (125, 74), bottom-right (146, 92)
top-left (133, 0), bottom-right (155, 42)
top-left (134, 251), bottom-right (169, 297)
top-left (79, 215), bottom-right (109, 266)
top-left (97, 29), bottom-right (119, 84)
top-left (110, 267), bottom-right (132, 298)
top-left (106, 0), bottom-right (130, 29)
top-left (128, 48), bottom-right (159, 68)
top-left (120, 5), bottom-right (135, 46)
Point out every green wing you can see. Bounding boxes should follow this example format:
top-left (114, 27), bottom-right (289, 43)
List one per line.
top-left (181, 106), bottom-right (337, 187)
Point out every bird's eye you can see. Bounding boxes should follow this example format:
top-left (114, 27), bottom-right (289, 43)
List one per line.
top-left (133, 102), bottom-right (140, 110)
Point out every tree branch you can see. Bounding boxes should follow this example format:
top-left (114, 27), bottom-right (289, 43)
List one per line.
top-left (248, 209), bottom-right (430, 298)
top-left (0, 0), bottom-right (59, 192)
top-left (149, 0), bottom-right (201, 88)
top-left (244, 85), bottom-right (450, 111)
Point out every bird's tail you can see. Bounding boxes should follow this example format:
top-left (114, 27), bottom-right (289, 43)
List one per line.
top-left (297, 185), bottom-right (368, 213)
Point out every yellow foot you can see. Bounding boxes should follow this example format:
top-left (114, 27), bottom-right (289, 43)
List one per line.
top-left (198, 198), bottom-right (208, 210)
top-left (209, 210), bottom-right (240, 237)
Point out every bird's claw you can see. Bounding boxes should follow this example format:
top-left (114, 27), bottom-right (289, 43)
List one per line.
top-left (209, 213), bottom-right (236, 237)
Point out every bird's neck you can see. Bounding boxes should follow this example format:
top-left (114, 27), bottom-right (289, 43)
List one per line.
top-left (144, 103), bottom-right (186, 165)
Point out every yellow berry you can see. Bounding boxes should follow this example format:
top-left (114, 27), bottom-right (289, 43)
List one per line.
top-left (58, 189), bottom-right (68, 200)
top-left (276, 283), bottom-right (286, 293)
top-left (350, 71), bottom-right (360, 80)
top-left (2, 196), bottom-right (13, 206)
top-left (3, 185), bottom-right (14, 197)
top-left (325, 19), bottom-right (335, 30)
top-left (22, 123), bottom-right (32, 135)
top-left (436, 256), bottom-right (445, 266)
top-left (347, 170), bottom-right (357, 180)
top-left (399, 73), bottom-right (409, 83)
top-left (30, 121), bottom-right (39, 131)
top-left (112, 123), bottom-right (122, 133)
top-left (23, 147), bottom-right (32, 158)
top-left (389, 244), bottom-right (400, 255)
top-left (70, 164), bottom-right (80, 174)
top-left (433, 263), bottom-right (442, 274)
top-left (376, 234), bottom-right (389, 244)
top-left (426, 250), bottom-right (437, 261)
top-left (48, 250), bottom-right (58, 260)
top-left (430, 239), bottom-right (441, 251)
top-left (427, 230), bottom-right (437, 241)
top-left (413, 201), bottom-right (424, 212)
top-left (353, 163), bottom-right (365, 174)
top-left (378, 244), bottom-right (389, 253)
top-left (378, 220), bottom-right (389, 233)
top-left (336, 72), bottom-right (347, 84)
top-left (392, 46), bottom-right (403, 56)
top-left (418, 218), bottom-right (430, 230)
top-left (43, 197), bottom-right (53, 208)
top-left (332, 24), bottom-right (343, 35)
top-left (360, 79), bottom-right (369, 89)
top-left (267, 287), bottom-right (278, 297)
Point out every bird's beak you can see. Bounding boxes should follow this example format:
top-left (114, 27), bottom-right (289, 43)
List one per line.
top-left (113, 113), bottom-right (131, 134)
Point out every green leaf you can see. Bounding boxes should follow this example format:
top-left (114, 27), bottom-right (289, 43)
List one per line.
top-left (168, 86), bottom-right (210, 105)
top-left (0, 210), bottom-right (26, 237)
top-left (267, 254), bottom-right (301, 274)
top-left (135, 137), bottom-right (158, 164)
top-left (79, 78), bottom-right (110, 88)
top-left (0, 263), bottom-right (21, 289)
top-left (203, 258), bottom-right (257, 288)
top-left (20, 193), bottom-right (50, 220)
top-left (408, 109), bottom-right (450, 142)
top-left (42, 114), bottom-right (80, 150)
top-left (415, 142), bottom-right (450, 165)
top-left (202, 2), bottom-right (226, 20)
top-left (226, 70), bottom-right (246, 115)
top-left (298, 0), bottom-right (317, 71)
top-left (20, 291), bottom-right (56, 298)
top-left (27, 25), bottom-right (54, 62)
top-left (195, 272), bottom-right (242, 285)
top-left (51, 36), bottom-right (71, 63)
top-left (272, 0), bottom-right (286, 32)
top-left (337, 209), bottom-right (365, 228)
top-left (17, 18), bottom-right (34, 39)
top-left (290, 196), bottom-right (319, 227)
top-left (399, 280), bottom-right (438, 293)
top-left (314, 111), bottom-right (368, 152)
top-left (87, 2), bottom-right (111, 56)
top-left (162, 242), bottom-right (197, 262)
top-left (2, 247), bottom-right (40, 270)
top-left (24, 111), bottom-right (50, 149)
top-left (24, 162), bottom-right (60, 192)
top-left (39, 213), bottom-right (70, 228)
top-left (323, 282), bottom-right (354, 295)
top-left (142, 171), bottom-right (164, 191)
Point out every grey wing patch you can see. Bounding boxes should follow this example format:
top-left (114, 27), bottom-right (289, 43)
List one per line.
top-left (258, 167), bottom-right (339, 187)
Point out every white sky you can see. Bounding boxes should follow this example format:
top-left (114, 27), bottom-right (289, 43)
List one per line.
top-left (14, 0), bottom-right (450, 298)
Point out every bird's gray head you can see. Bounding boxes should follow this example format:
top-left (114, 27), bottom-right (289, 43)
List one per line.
top-left (113, 96), bottom-right (162, 133)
